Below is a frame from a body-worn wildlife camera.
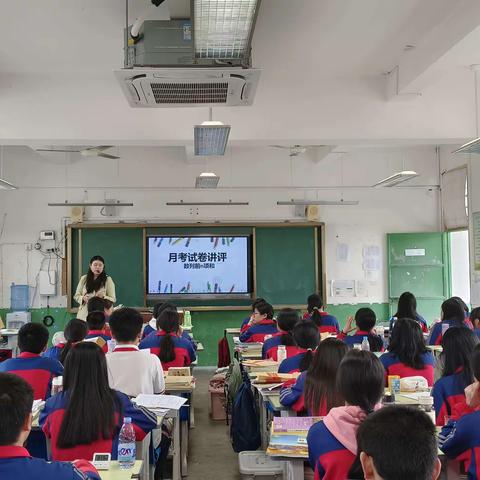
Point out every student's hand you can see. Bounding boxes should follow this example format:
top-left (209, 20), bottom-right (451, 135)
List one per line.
top-left (344, 316), bottom-right (354, 332)
top-left (465, 381), bottom-right (480, 408)
top-left (178, 326), bottom-right (183, 337)
top-left (96, 291), bottom-right (105, 298)
top-left (82, 294), bottom-right (90, 304)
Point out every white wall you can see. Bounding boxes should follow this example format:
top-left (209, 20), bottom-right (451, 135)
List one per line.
top-left (0, 145), bottom-right (441, 308)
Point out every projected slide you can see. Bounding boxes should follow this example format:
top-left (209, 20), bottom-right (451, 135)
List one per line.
top-left (147, 236), bottom-right (250, 295)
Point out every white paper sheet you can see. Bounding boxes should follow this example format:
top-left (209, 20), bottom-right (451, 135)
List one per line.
top-left (133, 394), bottom-right (187, 410)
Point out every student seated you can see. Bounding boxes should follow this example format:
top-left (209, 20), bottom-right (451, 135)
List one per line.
top-left (85, 311), bottom-right (111, 352)
top-left (304, 294), bottom-right (340, 334)
top-left (471, 307), bottom-right (480, 339)
top-left (439, 344), bottom-right (480, 479)
top-left (307, 350), bottom-right (384, 480)
top-left (280, 338), bottom-right (347, 414)
top-left (432, 327), bottom-right (479, 426)
top-left (389, 291), bottom-right (428, 333)
top-left (43, 318), bottom-right (87, 364)
top-left (40, 342), bottom-right (156, 462)
top-left (338, 308), bottom-right (384, 352)
top-left (262, 308), bottom-right (299, 359)
top-left (278, 321), bottom-right (320, 373)
top-left (106, 307), bottom-right (165, 397)
top-left (240, 297), bottom-right (266, 331)
top-left (429, 297), bottom-right (473, 346)
top-left (358, 406), bottom-right (441, 480)
top-left (0, 372), bottom-right (100, 480)
top-left (87, 296), bottom-right (114, 318)
top-left (238, 301), bottom-right (277, 343)
top-left (0, 323), bottom-right (63, 400)
top-left (139, 309), bottom-right (196, 370)
top-left (380, 318), bottom-right (435, 386)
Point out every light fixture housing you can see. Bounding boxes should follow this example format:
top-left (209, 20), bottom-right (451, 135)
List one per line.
top-left (195, 172), bottom-right (220, 188)
top-left (277, 200), bottom-right (359, 206)
top-left (0, 178), bottom-right (18, 190)
top-left (373, 171), bottom-right (419, 188)
top-left (192, 0), bottom-right (261, 63)
top-left (166, 200), bottom-right (248, 206)
top-left (48, 202), bottom-right (134, 207)
top-left (194, 121), bottom-right (231, 155)
top-left (452, 138), bottom-right (480, 155)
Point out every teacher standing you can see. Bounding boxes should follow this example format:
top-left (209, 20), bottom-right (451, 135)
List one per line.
top-left (74, 255), bottom-right (116, 321)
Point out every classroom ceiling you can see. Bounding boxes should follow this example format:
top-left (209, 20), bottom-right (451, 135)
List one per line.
top-left (1, 0), bottom-right (480, 146)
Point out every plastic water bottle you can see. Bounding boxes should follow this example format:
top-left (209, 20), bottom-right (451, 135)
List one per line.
top-left (118, 417), bottom-right (136, 469)
top-left (277, 345), bottom-right (287, 363)
top-left (183, 310), bottom-right (192, 327)
top-left (361, 336), bottom-right (370, 351)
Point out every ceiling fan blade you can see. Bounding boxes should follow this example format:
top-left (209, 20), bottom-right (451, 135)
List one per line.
top-left (269, 145), bottom-right (291, 149)
top-left (36, 149), bottom-right (81, 153)
top-left (98, 153), bottom-right (121, 159)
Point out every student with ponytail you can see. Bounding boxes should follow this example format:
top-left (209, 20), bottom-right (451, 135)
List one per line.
top-left (139, 309), bottom-right (196, 370)
top-left (262, 308), bottom-right (299, 359)
top-left (278, 321), bottom-right (320, 373)
top-left (307, 350), bottom-right (385, 480)
top-left (43, 318), bottom-right (88, 363)
top-left (304, 294), bottom-right (340, 334)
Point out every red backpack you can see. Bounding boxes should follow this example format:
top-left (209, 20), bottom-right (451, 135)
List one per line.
top-left (218, 334), bottom-right (231, 368)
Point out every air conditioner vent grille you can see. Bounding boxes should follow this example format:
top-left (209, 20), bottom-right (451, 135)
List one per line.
top-left (150, 82), bottom-right (229, 104)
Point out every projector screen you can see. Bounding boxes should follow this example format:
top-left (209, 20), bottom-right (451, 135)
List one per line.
top-left (147, 236), bottom-right (251, 297)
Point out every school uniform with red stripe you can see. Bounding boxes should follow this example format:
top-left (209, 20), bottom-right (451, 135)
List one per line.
top-left (0, 352), bottom-right (64, 400)
top-left (85, 330), bottom-right (111, 353)
top-left (432, 371), bottom-right (469, 426)
top-left (268, 345), bottom-right (306, 363)
top-left (39, 390), bottom-right (157, 461)
top-left (43, 344), bottom-right (65, 362)
top-left (307, 421), bottom-right (356, 480)
top-left (239, 319), bottom-right (278, 343)
top-left (278, 350), bottom-right (308, 373)
top-left (0, 446), bottom-right (100, 480)
top-left (303, 312), bottom-right (340, 334)
top-left (389, 314), bottom-right (428, 334)
top-left (337, 330), bottom-right (383, 350)
top-left (139, 331), bottom-right (196, 370)
top-left (379, 351), bottom-right (435, 386)
top-left (280, 371), bottom-right (306, 412)
top-left (142, 325), bottom-right (198, 350)
top-left (261, 333), bottom-right (283, 359)
top-left (428, 319), bottom-right (473, 346)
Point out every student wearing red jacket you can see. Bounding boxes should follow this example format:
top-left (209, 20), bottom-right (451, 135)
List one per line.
top-left (0, 323), bottom-right (63, 401)
top-left (0, 372), bottom-right (100, 479)
top-left (379, 318), bottom-right (435, 386)
top-left (432, 327), bottom-right (479, 426)
top-left (439, 344), bottom-right (480, 479)
top-left (280, 338), bottom-right (347, 414)
top-left (278, 321), bottom-right (320, 373)
top-left (139, 309), bottom-right (196, 370)
top-left (240, 298), bottom-right (267, 332)
top-left (238, 301), bottom-right (277, 343)
top-left (40, 342), bottom-right (156, 462)
top-left (262, 308), bottom-right (299, 359)
top-left (307, 350), bottom-right (384, 480)
top-left (337, 308), bottom-right (384, 352)
top-left (303, 294), bottom-right (340, 334)
top-left (43, 319), bottom-right (87, 364)
top-left (428, 297), bottom-right (473, 346)
top-left (85, 311), bottom-right (111, 353)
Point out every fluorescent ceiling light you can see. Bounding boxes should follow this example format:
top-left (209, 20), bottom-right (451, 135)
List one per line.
top-left (194, 121), bottom-right (231, 155)
top-left (166, 200), bottom-right (248, 206)
top-left (277, 200), bottom-right (359, 206)
top-left (373, 171), bottom-right (419, 188)
top-left (193, 0), bottom-right (261, 60)
top-left (452, 138), bottom-right (480, 154)
top-left (195, 172), bottom-right (220, 188)
top-left (48, 202), bottom-right (134, 207)
top-left (0, 178), bottom-right (18, 190)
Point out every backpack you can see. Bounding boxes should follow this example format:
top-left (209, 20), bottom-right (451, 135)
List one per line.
top-left (218, 334), bottom-right (231, 368)
top-left (230, 371), bottom-right (261, 452)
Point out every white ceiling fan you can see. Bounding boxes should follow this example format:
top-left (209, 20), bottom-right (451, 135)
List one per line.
top-left (35, 146), bottom-right (120, 159)
top-left (269, 144), bottom-right (326, 157)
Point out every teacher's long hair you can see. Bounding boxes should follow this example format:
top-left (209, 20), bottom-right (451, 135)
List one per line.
top-left (57, 342), bottom-right (120, 448)
top-left (85, 255), bottom-right (108, 293)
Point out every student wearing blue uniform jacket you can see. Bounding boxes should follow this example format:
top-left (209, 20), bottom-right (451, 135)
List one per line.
top-left (262, 308), bottom-right (299, 359)
top-left (470, 307), bottom-right (480, 339)
top-left (307, 350), bottom-right (384, 480)
top-left (0, 372), bottom-right (100, 480)
top-left (389, 291), bottom-right (429, 333)
top-left (439, 345), bottom-right (480, 480)
top-left (337, 308), bottom-right (384, 352)
top-left (278, 321), bottom-right (320, 373)
top-left (43, 318), bottom-right (87, 364)
top-left (85, 311), bottom-right (112, 342)
top-left (432, 327), bottom-right (479, 426)
top-left (429, 297), bottom-right (473, 346)
top-left (239, 301), bottom-right (277, 343)
top-left (303, 294), bottom-right (340, 334)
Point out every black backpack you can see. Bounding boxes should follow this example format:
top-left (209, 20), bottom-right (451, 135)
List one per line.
top-left (230, 371), bottom-right (261, 452)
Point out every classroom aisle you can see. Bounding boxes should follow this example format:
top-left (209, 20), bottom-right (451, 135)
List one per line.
top-left (188, 368), bottom-right (241, 480)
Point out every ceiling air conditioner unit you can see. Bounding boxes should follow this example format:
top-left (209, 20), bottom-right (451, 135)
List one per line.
top-left (114, 68), bottom-right (261, 108)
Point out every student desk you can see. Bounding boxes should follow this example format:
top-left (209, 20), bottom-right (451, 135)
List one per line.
top-left (99, 460), bottom-right (143, 480)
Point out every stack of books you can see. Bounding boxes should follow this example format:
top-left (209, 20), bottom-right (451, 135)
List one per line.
top-left (235, 342), bottom-right (263, 358)
top-left (242, 359), bottom-right (279, 373)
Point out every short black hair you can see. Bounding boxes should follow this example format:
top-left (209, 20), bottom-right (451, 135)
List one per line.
top-left (357, 406), bottom-right (438, 480)
top-left (256, 301), bottom-right (274, 320)
top-left (86, 310), bottom-right (106, 330)
top-left (17, 322), bottom-right (49, 354)
top-left (276, 308), bottom-right (299, 333)
top-left (109, 307), bottom-right (144, 343)
top-left (87, 296), bottom-right (113, 313)
top-left (355, 307), bottom-right (376, 331)
top-left (0, 372), bottom-right (34, 445)
top-left (471, 344), bottom-right (480, 381)
top-left (153, 302), bottom-right (177, 319)
top-left (251, 298), bottom-right (266, 311)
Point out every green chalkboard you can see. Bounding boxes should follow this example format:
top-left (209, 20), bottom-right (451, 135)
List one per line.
top-left (255, 227), bottom-right (317, 305)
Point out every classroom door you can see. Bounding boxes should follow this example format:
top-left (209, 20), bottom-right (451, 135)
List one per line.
top-left (387, 233), bottom-right (451, 324)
